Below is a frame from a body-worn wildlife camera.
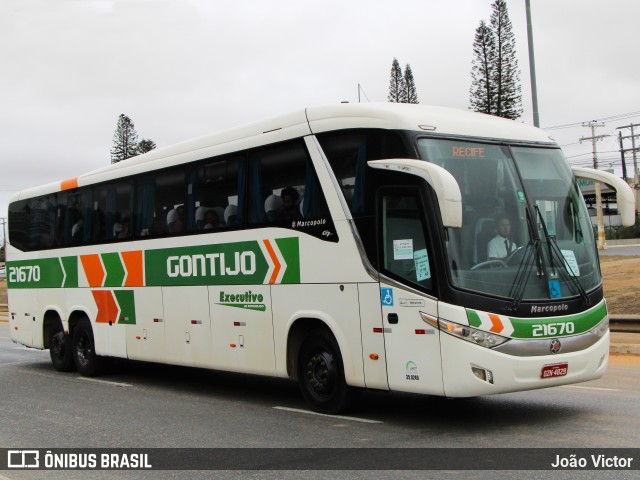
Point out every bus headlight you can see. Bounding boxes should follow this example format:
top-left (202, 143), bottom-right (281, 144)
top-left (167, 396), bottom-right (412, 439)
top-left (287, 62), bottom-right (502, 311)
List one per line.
top-left (436, 317), bottom-right (509, 349)
top-left (590, 317), bottom-right (609, 339)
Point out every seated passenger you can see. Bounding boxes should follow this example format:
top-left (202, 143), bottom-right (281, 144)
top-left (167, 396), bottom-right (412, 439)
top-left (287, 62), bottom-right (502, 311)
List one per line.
top-left (487, 215), bottom-right (517, 260)
top-left (279, 187), bottom-right (301, 222)
top-left (167, 206), bottom-right (184, 233)
top-left (71, 217), bottom-right (83, 243)
top-left (117, 218), bottom-right (131, 239)
top-left (203, 209), bottom-right (219, 229)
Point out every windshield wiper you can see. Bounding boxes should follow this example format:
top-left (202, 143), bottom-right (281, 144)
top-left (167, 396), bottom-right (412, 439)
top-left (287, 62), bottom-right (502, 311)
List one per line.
top-left (508, 208), bottom-right (543, 312)
top-left (535, 205), bottom-right (591, 306)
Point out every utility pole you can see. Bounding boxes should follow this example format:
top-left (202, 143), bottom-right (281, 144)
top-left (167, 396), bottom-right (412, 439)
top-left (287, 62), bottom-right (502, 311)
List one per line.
top-left (0, 217), bottom-right (6, 262)
top-left (580, 122), bottom-right (609, 250)
top-left (525, 0), bottom-right (540, 127)
top-left (616, 123), bottom-right (640, 214)
top-left (618, 131), bottom-right (629, 181)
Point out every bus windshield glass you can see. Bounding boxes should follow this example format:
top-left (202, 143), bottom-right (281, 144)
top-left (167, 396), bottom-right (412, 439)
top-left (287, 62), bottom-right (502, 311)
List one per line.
top-left (417, 138), bottom-right (600, 301)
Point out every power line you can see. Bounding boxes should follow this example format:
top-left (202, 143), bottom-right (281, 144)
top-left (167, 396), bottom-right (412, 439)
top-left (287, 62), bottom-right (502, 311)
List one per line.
top-left (544, 110), bottom-right (640, 131)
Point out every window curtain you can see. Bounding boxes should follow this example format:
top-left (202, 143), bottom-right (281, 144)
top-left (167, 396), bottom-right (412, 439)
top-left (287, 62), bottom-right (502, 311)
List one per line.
top-left (248, 156), bottom-right (265, 225)
top-left (136, 179), bottom-right (155, 235)
top-left (302, 159), bottom-right (323, 218)
top-left (82, 192), bottom-right (93, 243)
top-left (29, 201), bottom-right (41, 249)
top-left (106, 187), bottom-right (117, 240)
top-left (352, 137), bottom-right (367, 214)
top-left (186, 169), bottom-right (199, 232)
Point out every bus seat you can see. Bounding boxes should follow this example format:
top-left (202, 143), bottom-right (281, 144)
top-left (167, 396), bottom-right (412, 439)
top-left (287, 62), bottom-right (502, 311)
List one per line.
top-left (224, 204), bottom-right (238, 226)
top-left (265, 195), bottom-right (282, 222)
top-left (212, 206), bottom-right (225, 226)
top-left (474, 217), bottom-right (495, 264)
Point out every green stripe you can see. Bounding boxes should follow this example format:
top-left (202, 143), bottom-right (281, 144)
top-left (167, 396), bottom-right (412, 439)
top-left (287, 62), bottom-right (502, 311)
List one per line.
top-left (102, 253), bottom-right (125, 287)
top-left (114, 290), bottom-right (136, 325)
top-left (466, 300), bottom-right (607, 339)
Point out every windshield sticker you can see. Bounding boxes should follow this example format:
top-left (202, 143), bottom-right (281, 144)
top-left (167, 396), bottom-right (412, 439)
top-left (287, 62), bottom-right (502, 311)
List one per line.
top-left (405, 361), bottom-right (420, 380)
top-left (393, 239), bottom-right (414, 260)
top-left (399, 298), bottom-right (425, 307)
top-left (548, 279), bottom-right (563, 299)
top-left (561, 250), bottom-right (580, 276)
top-left (413, 249), bottom-right (431, 281)
top-left (517, 191), bottom-right (526, 203)
top-left (381, 288), bottom-right (394, 306)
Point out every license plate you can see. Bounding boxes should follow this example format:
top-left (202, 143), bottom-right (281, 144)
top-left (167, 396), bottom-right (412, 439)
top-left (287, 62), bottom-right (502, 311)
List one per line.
top-left (541, 363), bottom-right (568, 379)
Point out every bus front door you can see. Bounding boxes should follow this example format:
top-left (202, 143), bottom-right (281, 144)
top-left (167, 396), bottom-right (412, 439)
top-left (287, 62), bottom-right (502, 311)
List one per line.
top-left (379, 282), bottom-right (444, 395)
top-left (378, 188), bottom-right (444, 395)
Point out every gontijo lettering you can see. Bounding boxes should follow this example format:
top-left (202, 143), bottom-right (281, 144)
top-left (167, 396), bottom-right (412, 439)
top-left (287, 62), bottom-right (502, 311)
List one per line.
top-left (167, 252), bottom-right (256, 278)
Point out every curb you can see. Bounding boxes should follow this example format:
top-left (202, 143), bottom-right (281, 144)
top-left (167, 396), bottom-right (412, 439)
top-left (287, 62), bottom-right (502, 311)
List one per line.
top-left (610, 344), bottom-right (640, 356)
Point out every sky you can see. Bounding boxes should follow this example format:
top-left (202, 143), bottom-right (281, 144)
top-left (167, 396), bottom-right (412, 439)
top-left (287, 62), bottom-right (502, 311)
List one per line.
top-left (2, 0), bottom-right (640, 238)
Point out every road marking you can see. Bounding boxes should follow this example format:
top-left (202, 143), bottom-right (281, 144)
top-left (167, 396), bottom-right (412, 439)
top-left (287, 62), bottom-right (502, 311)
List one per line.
top-left (559, 385), bottom-right (622, 392)
top-left (76, 377), bottom-right (132, 388)
top-left (273, 406), bottom-right (383, 424)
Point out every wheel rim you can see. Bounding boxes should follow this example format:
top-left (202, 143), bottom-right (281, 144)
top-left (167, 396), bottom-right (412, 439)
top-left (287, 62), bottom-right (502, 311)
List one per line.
top-left (305, 351), bottom-right (337, 397)
top-left (76, 330), bottom-right (92, 367)
top-left (51, 331), bottom-right (66, 360)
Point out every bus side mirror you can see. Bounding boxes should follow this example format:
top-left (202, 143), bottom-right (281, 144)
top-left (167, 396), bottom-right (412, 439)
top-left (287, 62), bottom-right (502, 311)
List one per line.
top-left (368, 159), bottom-right (462, 228)
top-left (572, 167), bottom-right (636, 227)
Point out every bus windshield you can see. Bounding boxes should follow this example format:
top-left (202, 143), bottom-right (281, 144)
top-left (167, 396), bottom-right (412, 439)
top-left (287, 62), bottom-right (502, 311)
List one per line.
top-left (417, 138), bottom-right (600, 301)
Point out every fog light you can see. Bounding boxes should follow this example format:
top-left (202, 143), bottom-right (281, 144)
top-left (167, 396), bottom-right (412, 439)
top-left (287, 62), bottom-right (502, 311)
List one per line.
top-left (472, 366), bottom-right (494, 384)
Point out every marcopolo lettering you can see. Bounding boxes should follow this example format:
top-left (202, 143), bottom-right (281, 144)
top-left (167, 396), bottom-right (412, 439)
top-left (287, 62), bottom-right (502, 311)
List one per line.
top-left (530, 304), bottom-right (569, 314)
top-left (167, 252), bottom-right (256, 278)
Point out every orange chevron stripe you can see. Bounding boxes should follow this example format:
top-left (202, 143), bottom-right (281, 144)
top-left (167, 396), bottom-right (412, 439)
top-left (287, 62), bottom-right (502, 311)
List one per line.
top-left (92, 290), bottom-right (119, 324)
top-left (488, 313), bottom-right (504, 333)
top-left (263, 239), bottom-right (281, 285)
top-left (122, 250), bottom-right (144, 287)
top-left (80, 254), bottom-right (105, 287)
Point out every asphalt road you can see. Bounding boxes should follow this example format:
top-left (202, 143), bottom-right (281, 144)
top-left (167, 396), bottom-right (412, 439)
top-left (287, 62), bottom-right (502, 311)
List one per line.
top-left (1, 323), bottom-right (639, 480)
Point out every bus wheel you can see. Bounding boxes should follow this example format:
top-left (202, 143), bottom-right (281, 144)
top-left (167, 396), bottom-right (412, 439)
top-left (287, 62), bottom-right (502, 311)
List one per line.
top-left (49, 323), bottom-right (75, 372)
top-left (72, 318), bottom-right (105, 376)
top-left (297, 329), bottom-right (356, 414)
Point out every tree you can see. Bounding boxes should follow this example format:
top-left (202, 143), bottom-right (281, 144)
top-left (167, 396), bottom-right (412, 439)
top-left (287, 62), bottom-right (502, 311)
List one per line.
top-left (137, 138), bottom-right (156, 155)
top-left (490, 0), bottom-right (522, 119)
top-left (470, 20), bottom-right (496, 115)
top-left (469, 0), bottom-right (522, 120)
top-left (387, 58), bottom-right (404, 103)
top-left (110, 114), bottom-right (139, 163)
top-left (403, 64), bottom-right (419, 104)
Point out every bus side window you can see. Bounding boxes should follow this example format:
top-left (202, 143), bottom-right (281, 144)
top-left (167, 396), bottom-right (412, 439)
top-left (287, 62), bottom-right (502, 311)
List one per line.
top-left (187, 154), bottom-right (243, 232)
top-left (379, 190), bottom-right (433, 292)
top-left (247, 140), bottom-right (329, 228)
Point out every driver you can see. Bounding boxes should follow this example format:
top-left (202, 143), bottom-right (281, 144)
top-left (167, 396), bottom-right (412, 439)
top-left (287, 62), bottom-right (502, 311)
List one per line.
top-left (487, 215), bottom-right (517, 260)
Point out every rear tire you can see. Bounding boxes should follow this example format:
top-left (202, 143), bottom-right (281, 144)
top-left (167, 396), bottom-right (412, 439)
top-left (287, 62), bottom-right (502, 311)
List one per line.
top-left (297, 329), bottom-right (357, 414)
top-left (49, 322), bottom-right (75, 372)
top-left (72, 318), bottom-right (106, 376)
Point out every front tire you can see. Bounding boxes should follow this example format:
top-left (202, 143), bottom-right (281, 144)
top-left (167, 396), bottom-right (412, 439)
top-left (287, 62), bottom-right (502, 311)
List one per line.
top-left (297, 329), bottom-right (356, 414)
top-left (49, 322), bottom-right (74, 372)
top-left (72, 318), bottom-right (106, 376)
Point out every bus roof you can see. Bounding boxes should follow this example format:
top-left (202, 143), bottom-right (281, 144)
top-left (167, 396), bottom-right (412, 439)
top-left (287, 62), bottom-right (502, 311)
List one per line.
top-left (11, 103), bottom-right (556, 202)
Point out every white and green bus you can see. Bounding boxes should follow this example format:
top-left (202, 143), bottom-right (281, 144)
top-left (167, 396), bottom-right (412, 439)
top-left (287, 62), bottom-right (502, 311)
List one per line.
top-left (7, 103), bottom-right (635, 413)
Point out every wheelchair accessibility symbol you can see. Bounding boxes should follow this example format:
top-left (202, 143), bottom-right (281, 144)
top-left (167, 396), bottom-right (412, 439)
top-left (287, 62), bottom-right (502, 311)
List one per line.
top-left (548, 279), bottom-right (562, 299)
top-left (381, 288), bottom-right (394, 306)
